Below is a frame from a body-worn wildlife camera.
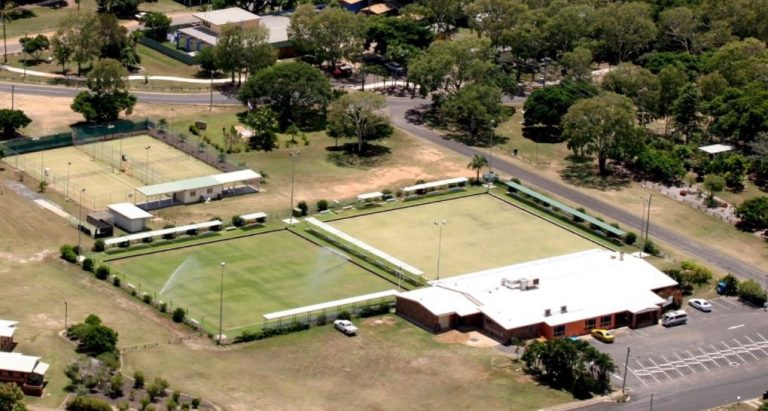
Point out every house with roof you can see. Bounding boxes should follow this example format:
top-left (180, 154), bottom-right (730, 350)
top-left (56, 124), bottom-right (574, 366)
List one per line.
top-left (396, 249), bottom-right (678, 342)
top-left (0, 320), bottom-right (17, 352)
top-left (175, 7), bottom-right (294, 57)
top-left (0, 352), bottom-right (49, 395)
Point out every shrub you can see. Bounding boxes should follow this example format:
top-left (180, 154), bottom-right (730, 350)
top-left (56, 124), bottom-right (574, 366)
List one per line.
top-left (94, 239), bottom-right (106, 252)
top-left (643, 240), bottom-right (660, 256)
top-left (680, 261), bottom-right (712, 285)
top-left (146, 378), bottom-right (168, 401)
top-left (108, 374), bottom-right (124, 398)
top-left (188, 124), bottom-right (199, 135)
top-left (134, 371), bottom-right (145, 389)
top-left (624, 232), bottom-right (637, 245)
top-left (738, 279), bottom-right (767, 307)
top-left (231, 215), bottom-right (245, 227)
top-left (297, 201), bottom-right (309, 216)
top-left (140, 395), bottom-right (150, 410)
top-left (165, 398), bottom-right (177, 411)
top-left (357, 304), bottom-right (390, 318)
top-left (159, 302), bottom-right (167, 313)
top-left (172, 390), bottom-right (180, 403)
top-left (82, 258), bottom-right (95, 272)
top-left (718, 274), bottom-right (739, 296)
top-left (143, 294), bottom-right (152, 304)
top-left (172, 308), bottom-right (185, 323)
top-left (61, 244), bottom-right (78, 263)
top-left (66, 396), bottom-right (113, 411)
top-left (235, 322), bottom-right (310, 342)
top-left (113, 276), bottom-right (121, 287)
top-left (337, 310), bottom-right (352, 320)
top-left (191, 398), bottom-right (201, 409)
top-left (118, 401), bottom-right (129, 411)
top-left (317, 199), bottom-right (330, 212)
top-left (95, 265), bottom-right (110, 280)
top-left (315, 313), bottom-right (327, 325)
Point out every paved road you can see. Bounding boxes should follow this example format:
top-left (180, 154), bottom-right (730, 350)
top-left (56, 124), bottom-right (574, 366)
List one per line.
top-left (583, 298), bottom-right (768, 410)
top-left (0, 82), bottom-right (239, 105)
top-left (386, 95), bottom-right (767, 283)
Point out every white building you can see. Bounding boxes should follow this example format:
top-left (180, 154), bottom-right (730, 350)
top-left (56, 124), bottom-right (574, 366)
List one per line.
top-left (108, 203), bottom-right (153, 233)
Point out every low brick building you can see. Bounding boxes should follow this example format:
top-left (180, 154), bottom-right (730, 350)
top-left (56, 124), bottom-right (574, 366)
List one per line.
top-left (0, 352), bottom-right (49, 396)
top-left (396, 249), bottom-right (678, 342)
top-left (0, 320), bottom-right (17, 352)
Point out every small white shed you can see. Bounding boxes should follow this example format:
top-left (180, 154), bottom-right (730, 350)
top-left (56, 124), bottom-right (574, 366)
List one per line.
top-left (107, 203), bottom-right (153, 233)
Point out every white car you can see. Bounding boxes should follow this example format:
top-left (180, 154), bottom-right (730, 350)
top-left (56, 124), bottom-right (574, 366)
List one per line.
top-left (689, 298), bottom-right (712, 312)
top-left (334, 319), bottom-right (358, 336)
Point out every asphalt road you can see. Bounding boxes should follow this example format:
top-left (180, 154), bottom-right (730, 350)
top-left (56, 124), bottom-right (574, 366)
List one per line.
top-left (583, 298), bottom-right (768, 410)
top-left (0, 81), bottom-right (239, 105)
top-left (385, 95), bottom-right (768, 284)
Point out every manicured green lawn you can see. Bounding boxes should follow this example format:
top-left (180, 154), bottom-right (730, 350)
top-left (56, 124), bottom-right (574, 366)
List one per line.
top-left (108, 231), bottom-right (393, 334)
top-left (136, 44), bottom-right (198, 78)
top-left (330, 195), bottom-right (599, 279)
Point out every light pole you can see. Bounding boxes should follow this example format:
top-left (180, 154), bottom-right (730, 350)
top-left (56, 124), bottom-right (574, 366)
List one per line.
top-left (434, 220), bottom-right (447, 280)
top-left (77, 188), bottom-right (86, 260)
top-left (644, 194), bottom-right (652, 247)
top-left (621, 346), bottom-right (631, 394)
top-left (218, 261), bottom-right (226, 344)
top-left (288, 151), bottom-right (301, 224)
top-left (65, 161), bottom-right (71, 201)
top-left (144, 145), bottom-right (151, 184)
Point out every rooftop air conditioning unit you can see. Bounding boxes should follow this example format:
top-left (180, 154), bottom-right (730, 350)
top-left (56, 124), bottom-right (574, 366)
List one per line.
top-left (561, 305), bottom-right (567, 313)
top-left (544, 308), bottom-right (551, 317)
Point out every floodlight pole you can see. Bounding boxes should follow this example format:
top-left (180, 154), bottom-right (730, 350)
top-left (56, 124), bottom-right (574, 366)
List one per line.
top-left (622, 346), bottom-right (630, 394)
top-left (434, 220), bottom-right (447, 280)
top-left (289, 151), bottom-right (301, 224)
top-left (644, 194), bottom-right (652, 245)
top-left (144, 145), bottom-right (151, 184)
top-left (209, 71), bottom-right (214, 112)
top-left (218, 261), bottom-right (226, 344)
top-left (65, 161), bottom-right (71, 201)
top-left (77, 188), bottom-right (86, 260)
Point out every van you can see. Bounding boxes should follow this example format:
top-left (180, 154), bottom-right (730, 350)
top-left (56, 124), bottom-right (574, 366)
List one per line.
top-left (662, 310), bottom-right (688, 327)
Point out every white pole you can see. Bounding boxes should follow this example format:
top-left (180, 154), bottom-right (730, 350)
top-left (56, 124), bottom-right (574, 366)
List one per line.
top-left (435, 220), bottom-right (447, 280)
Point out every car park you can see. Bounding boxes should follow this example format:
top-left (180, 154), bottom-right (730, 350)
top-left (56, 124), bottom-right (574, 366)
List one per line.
top-left (590, 328), bottom-right (615, 343)
top-left (334, 319), bottom-right (358, 336)
top-left (689, 298), bottom-right (712, 312)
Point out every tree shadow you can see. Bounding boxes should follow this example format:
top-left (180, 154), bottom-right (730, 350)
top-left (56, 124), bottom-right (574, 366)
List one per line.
top-left (521, 125), bottom-right (565, 144)
top-left (559, 161), bottom-right (632, 191)
top-left (326, 143), bottom-right (391, 169)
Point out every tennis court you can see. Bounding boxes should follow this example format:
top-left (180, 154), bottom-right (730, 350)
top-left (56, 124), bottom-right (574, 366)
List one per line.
top-left (329, 195), bottom-right (600, 279)
top-left (9, 135), bottom-right (219, 210)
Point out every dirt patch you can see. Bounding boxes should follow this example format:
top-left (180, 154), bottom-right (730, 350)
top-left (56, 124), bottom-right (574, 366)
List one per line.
top-left (0, 249), bottom-right (53, 264)
top-left (362, 316), bottom-right (397, 327)
top-left (434, 330), bottom-right (499, 348)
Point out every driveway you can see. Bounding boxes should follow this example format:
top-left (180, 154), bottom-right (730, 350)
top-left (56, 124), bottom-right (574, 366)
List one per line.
top-left (584, 298), bottom-right (768, 411)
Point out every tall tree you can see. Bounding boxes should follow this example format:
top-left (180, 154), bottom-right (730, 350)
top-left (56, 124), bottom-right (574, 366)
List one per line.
top-left (466, 0), bottom-right (525, 48)
top-left (19, 34), bottom-right (49, 61)
top-left (0, 382), bottom-right (27, 411)
top-left (658, 7), bottom-right (699, 54)
top-left (0, 109), bottom-right (31, 139)
top-left (239, 62), bottom-right (332, 129)
top-left (408, 37), bottom-right (494, 97)
top-left (364, 15), bottom-right (433, 57)
top-left (595, 2), bottom-right (656, 62)
top-left (443, 84), bottom-right (505, 145)
top-left (242, 25), bottom-right (277, 78)
top-left (544, 4), bottom-right (595, 56)
top-left (54, 13), bottom-right (101, 76)
top-left (289, 5), bottom-right (366, 69)
top-left (561, 47), bottom-right (593, 82)
top-left (327, 92), bottom-right (392, 153)
top-left (657, 63), bottom-right (688, 136)
top-left (95, 13), bottom-right (139, 69)
top-left (562, 92), bottom-right (638, 176)
top-left (601, 63), bottom-right (660, 124)
top-left (671, 83), bottom-right (703, 143)
top-left (523, 81), bottom-right (597, 128)
top-left (243, 106), bottom-right (278, 152)
top-left (417, 0), bottom-right (466, 37)
top-left (71, 59), bottom-right (136, 123)
top-left (143, 12), bottom-right (172, 42)
top-left (215, 25), bottom-right (246, 83)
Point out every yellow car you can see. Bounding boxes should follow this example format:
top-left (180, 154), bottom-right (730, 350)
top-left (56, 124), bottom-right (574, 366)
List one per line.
top-left (590, 328), bottom-right (615, 343)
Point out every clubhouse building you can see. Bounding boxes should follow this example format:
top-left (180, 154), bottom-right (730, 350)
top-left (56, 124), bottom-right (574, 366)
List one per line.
top-left (396, 249), bottom-right (678, 342)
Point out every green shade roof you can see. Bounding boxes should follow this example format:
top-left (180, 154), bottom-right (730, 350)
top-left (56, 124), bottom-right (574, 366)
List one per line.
top-left (504, 181), bottom-right (626, 237)
top-left (137, 170), bottom-right (261, 197)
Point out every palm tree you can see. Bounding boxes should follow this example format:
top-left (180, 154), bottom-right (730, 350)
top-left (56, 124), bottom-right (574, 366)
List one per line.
top-left (467, 154), bottom-right (488, 183)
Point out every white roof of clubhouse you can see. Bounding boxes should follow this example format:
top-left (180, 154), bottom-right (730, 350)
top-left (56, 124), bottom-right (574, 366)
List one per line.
top-left (108, 203), bottom-right (153, 220)
top-left (137, 170), bottom-right (261, 197)
top-left (0, 352), bottom-right (49, 375)
top-left (193, 7), bottom-right (260, 26)
top-left (0, 320), bottom-right (17, 329)
top-left (398, 249), bottom-right (677, 330)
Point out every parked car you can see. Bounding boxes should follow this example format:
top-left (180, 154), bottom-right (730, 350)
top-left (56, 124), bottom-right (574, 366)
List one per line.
top-left (332, 64), bottom-right (353, 78)
top-left (688, 298), bottom-right (712, 312)
top-left (590, 328), bottom-right (615, 343)
top-left (662, 310), bottom-right (688, 327)
top-left (384, 61), bottom-right (405, 76)
top-left (334, 319), bottom-right (358, 336)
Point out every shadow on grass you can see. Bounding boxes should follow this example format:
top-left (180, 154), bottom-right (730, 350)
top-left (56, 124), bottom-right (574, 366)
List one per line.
top-left (522, 126), bottom-right (565, 144)
top-left (326, 143), bottom-right (391, 169)
top-left (560, 161), bottom-right (632, 191)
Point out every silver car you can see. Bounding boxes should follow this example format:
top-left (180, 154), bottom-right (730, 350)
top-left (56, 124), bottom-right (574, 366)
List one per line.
top-left (689, 298), bottom-right (712, 312)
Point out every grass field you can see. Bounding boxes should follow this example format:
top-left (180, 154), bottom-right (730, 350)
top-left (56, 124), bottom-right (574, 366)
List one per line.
top-left (329, 195), bottom-right (598, 279)
top-left (8, 134), bottom-right (218, 210)
top-left (108, 231), bottom-right (394, 334)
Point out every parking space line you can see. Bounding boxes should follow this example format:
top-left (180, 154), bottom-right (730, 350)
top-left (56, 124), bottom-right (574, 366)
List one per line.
top-left (720, 298), bottom-right (743, 309)
top-left (756, 333), bottom-right (768, 346)
top-left (699, 347), bottom-right (721, 367)
top-left (637, 360), bottom-right (660, 384)
top-left (675, 351), bottom-right (703, 373)
top-left (627, 367), bottom-right (649, 387)
top-left (709, 300), bottom-right (731, 311)
top-left (710, 344), bottom-right (733, 365)
top-left (686, 350), bottom-right (711, 372)
top-left (647, 357), bottom-right (674, 380)
top-left (733, 338), bottom-right (761, 360)
top-left (743, 336), bottom-right (768, 357)
top-left (660, 354), bottom-right (686, 376)
top-left (721, 341), bottom-right (749, 364)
